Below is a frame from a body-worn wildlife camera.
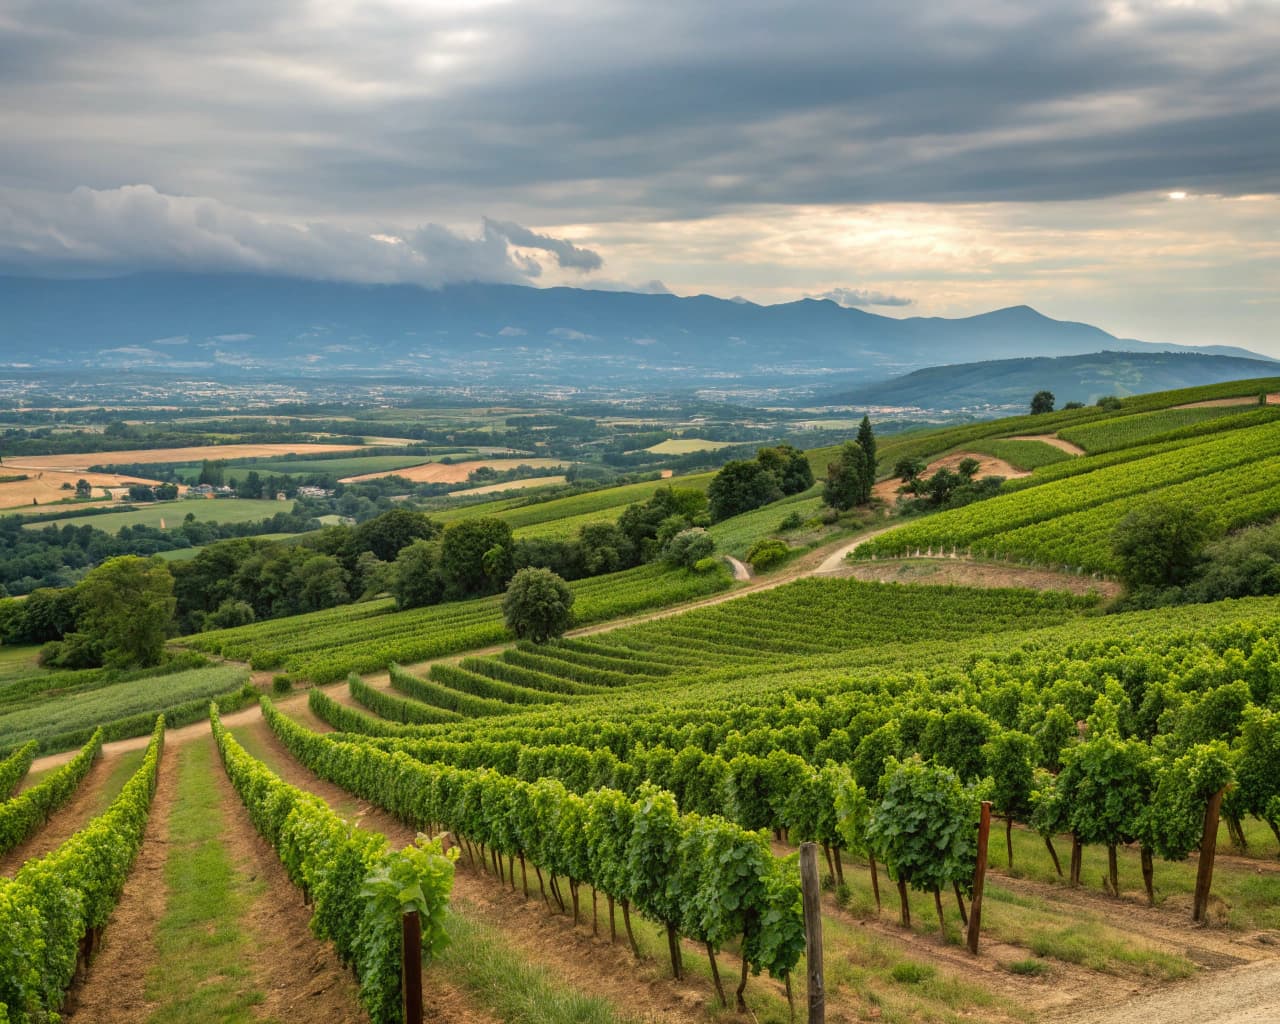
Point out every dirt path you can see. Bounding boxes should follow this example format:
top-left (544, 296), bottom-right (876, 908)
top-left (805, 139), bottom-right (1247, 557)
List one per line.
top-left (723, 555), bottom-right (752, 581)
top-left (1008, 434), bottom-right (1088, 456)
top-left (0, 754), bottom-right (119, 875)
top-left (26, 702), bottom-right (267, 775)
top-left (840, 557), bottom-right (1122, 598)
top-left (1049, 960), bottom-right (1280, 1024)
top-left (62, 744), bottom-right (179, 1021)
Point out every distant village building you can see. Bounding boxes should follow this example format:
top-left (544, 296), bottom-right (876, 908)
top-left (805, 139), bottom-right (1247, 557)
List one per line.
top-left (296, 485), bottom-right (333, 499)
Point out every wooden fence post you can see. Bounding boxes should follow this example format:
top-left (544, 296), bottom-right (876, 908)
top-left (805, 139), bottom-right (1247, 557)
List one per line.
top-left (1193, 787), bottom-right (1226, 924)
top-left (800, 842), bottom-right (824, 1024)
top-left (967, 800), bottom-right (991, 955)
top-left (402, 909), bottom-right (423, 1024)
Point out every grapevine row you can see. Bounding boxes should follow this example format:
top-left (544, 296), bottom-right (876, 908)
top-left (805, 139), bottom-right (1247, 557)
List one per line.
top-left (0, 720), bottom-right (163, 1024)
top-left (210, 704), bottom-right (454, 1024)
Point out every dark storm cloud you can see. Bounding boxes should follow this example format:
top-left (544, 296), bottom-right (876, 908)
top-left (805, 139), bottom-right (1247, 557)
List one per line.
top-left (0, 0), bottom-right (1276, 280)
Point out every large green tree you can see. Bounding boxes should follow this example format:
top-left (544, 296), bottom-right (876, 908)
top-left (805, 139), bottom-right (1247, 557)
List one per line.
top-left (823, 440), bottom-right (871, 510)
top-left (707, 460), bottom-right (783, 522)
top-left (439, 517), bottom-right (514, 598)
top-left (502, 567), bottom-right (575, 643)
top-left (1111, 500), bottom-right (1210, 589)
top-left (73, 555), bottom-right (176, 667)
top-left (354, 508), bottom-right (439, 562)
top-left (756, 444), bottom-right (814, 495)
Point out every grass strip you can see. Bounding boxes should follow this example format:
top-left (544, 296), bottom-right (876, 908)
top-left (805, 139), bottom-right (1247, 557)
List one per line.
top-left (432, 909), bottom-right (638, 1024)
top-left (144, 739), bottom-right (275, 1024)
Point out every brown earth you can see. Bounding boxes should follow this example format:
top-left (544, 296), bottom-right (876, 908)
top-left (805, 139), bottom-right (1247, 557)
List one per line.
top-left (61, 743), bottom-right (180, 1022)
top-left (340, 458), bottom-right (565, 485)
top-left (1007, 434), bottom-right (1088, 456)
top-left (872, 451), bottom-right (1030, 502)
top-left (0, 754), bottom-right (119, 875)
top-left (4, 442), bottom-right (369, 473)
top-left (839, 557), bottom-right (1122, 598)
top-left (1049, 960), bottom-right (1280, 1024)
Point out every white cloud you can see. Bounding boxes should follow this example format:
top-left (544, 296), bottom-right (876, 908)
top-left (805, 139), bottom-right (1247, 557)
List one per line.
top-left (815, 287), bottom-right (914, 308)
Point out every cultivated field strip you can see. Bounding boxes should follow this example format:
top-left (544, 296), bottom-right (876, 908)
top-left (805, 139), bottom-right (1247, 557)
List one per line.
top-left (858, 420), bottom-right (1280, 564)
top-left (187, 561), bottom-right (732, 681)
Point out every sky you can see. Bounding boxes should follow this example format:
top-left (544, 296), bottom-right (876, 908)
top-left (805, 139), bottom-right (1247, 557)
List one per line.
top-left (1, 0), bottom-right (1277, 353)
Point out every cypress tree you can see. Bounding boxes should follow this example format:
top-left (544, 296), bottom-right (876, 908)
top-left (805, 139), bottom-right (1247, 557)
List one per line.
top-left (856, 416), bottom-right (877, 502)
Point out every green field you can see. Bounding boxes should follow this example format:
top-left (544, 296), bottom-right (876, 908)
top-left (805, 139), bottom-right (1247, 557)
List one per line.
top-left (22, 498), bottom-right (293, 533)
top-left (0, 663), bottom-right (248, 750)
top-left (434, 473), bottom-right (716, 538)
top-left (1058, 404), bottom-right (1267, 453)
top-left (706, 487), bottom-right (827, 557)
top-left (644, 438), bottom-right (733, 454)
top-left (966, 438), bottom-right (1074, 471)
top-left (186, 560), bottom-right (732, 682)
top-left (172, 453), bottom-right (434, 481)
top-left (857, 417), bottom-right (1280, 571)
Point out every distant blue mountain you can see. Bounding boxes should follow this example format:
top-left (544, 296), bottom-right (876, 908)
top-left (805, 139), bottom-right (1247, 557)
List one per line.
top-left (0, 273), bottom-right (1265, 388)
top-left (819, 351), bottom-right (1280, 411)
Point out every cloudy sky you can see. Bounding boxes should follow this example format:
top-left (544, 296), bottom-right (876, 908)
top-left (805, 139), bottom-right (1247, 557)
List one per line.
top-left (2, 0), bottom-right (1277, 352)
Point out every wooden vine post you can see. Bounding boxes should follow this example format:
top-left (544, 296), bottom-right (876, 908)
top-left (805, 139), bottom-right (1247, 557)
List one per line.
top-left (402, 909), bottom-right (424, 1024)
top-left (1192, 786), bottom-right (1227, 924)
top-left (799, 842), bottom-right (825, 1024)
top-left (966, 800), bottom-right (991, 955)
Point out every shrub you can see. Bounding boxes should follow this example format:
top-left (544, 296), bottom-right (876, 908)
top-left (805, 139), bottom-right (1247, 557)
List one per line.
top-left (779, 511), bottom-right (804, 531)
top-left (271, 674), bottom-right (294, 695)
top-left (746, 539), bottom-right (791, 571)
top-left (662, 527), bottom-right (715, 568)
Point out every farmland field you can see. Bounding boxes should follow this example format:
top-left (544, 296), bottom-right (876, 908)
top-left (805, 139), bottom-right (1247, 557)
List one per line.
top-left (0, 468), bottom-right (163, 511)
top-left (644, 437), bottom-right (733, 454)
top-left (172, 452), bottom-right (435, 480)
top-left (340, 457), bottom-right (566, 484)
top-left (5, 442), bottom-right (371, 473)
top-left (5, 377), bottom-right (1280, 1024)
top-left (21, 497), bottom-right (293, 532)
top-left (1057, 404), bottom-right (1267, 453)
top-left (448, 473), bottom-right (567, 496)
top-left (0, 663), bottom-right (247, 750)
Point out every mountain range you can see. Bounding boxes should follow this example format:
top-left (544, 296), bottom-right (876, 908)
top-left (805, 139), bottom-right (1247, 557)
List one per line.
top-left (0, 273), bottom-right (1266, 392)
top-left (820, 351), bottom-right (1280, 412)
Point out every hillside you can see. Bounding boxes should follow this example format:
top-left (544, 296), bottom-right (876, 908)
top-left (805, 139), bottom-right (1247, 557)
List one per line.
top-left (5, 374), bottom-right (1280, 1024)
top-left (820, 350), bottom-right (1280, 411)
top-left (1, 273), bottom-right (1265, 387)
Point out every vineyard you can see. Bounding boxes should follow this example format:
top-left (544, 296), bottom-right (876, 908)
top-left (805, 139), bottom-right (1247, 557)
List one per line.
top-left (3, 376), bottom-right (1280, 1024)
top-left (855, 416), bottom-right (1280, 570)
top-left (187, 561), bottom-right (732, 682)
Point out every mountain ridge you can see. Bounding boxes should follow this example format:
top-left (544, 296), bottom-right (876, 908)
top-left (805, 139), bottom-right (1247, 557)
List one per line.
top-left (0, 272), bottom-right (1266, 388)
top-left (819, 350), bottom-right (1280, 411)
